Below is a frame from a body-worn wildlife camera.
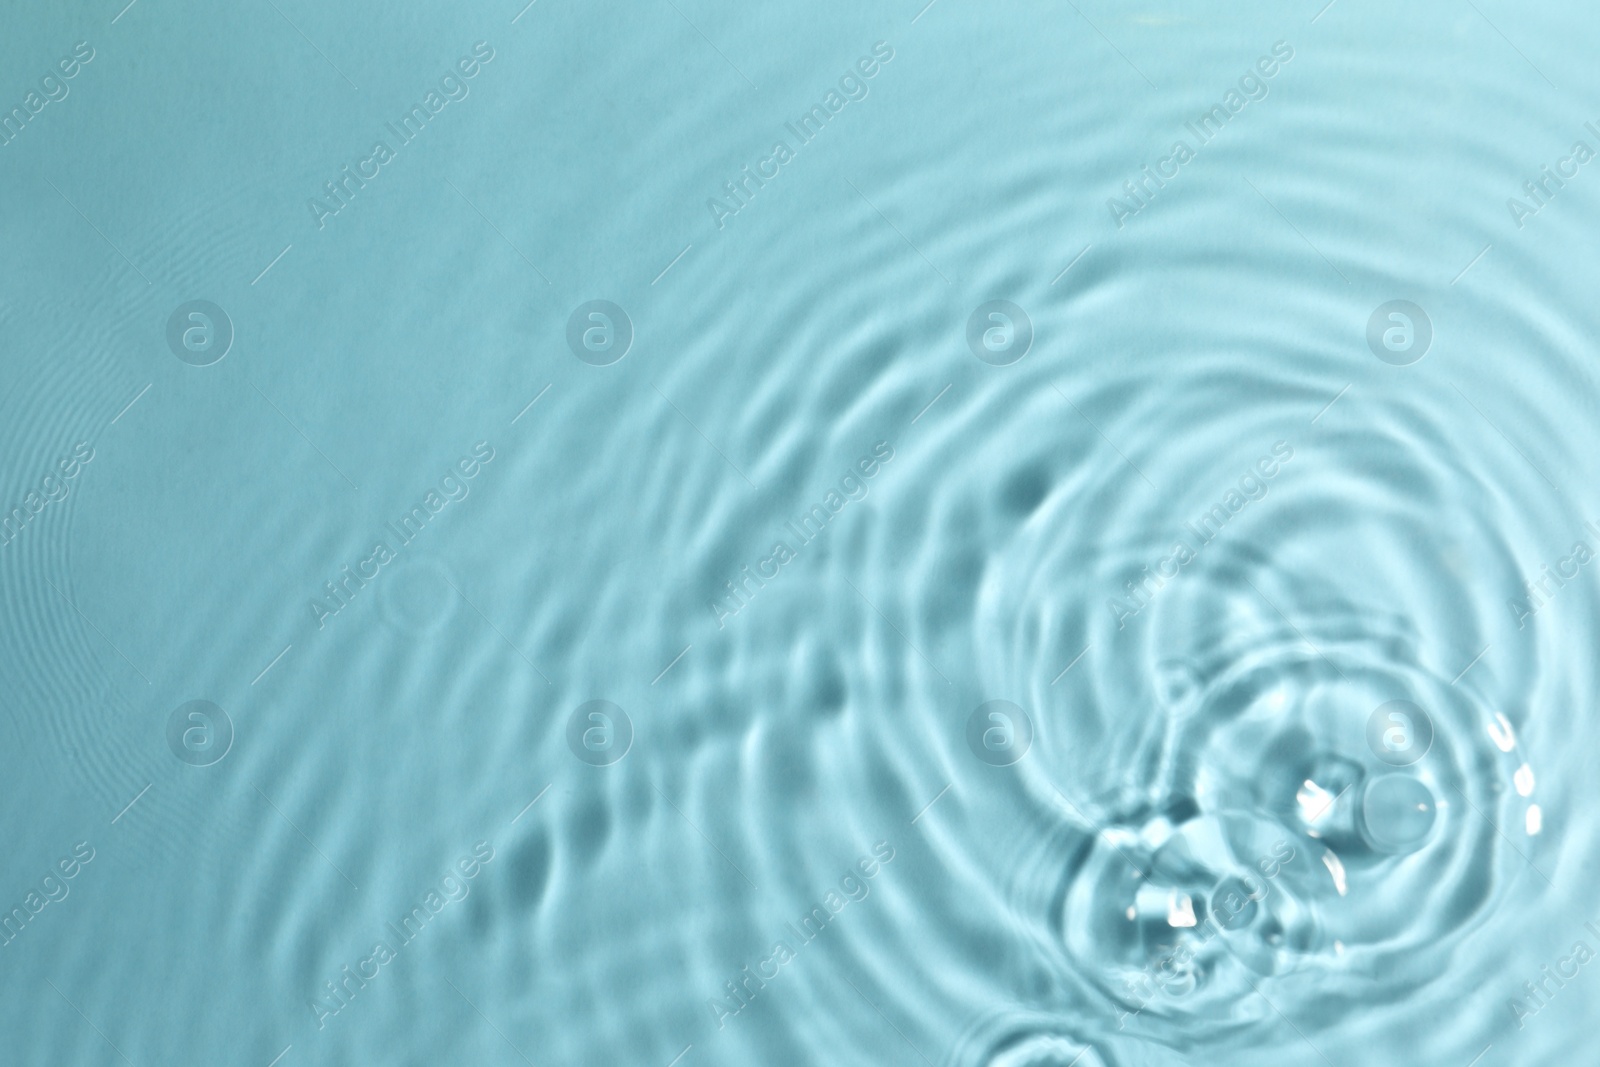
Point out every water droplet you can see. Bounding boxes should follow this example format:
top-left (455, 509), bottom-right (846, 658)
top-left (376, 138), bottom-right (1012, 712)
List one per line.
top-left (1359, 774), bottom-right (1436, 853)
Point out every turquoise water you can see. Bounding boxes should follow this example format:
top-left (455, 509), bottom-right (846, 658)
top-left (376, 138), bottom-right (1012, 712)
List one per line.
top-left (3, 1), bottom-right (1599, 1064)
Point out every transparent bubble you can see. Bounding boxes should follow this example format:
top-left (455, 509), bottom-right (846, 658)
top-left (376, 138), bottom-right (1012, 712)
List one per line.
top-left (1359, 773), bottom-right (1437, 853)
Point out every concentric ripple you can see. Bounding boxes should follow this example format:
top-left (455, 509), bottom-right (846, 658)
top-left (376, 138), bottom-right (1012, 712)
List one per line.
top-left (5, 4), bottom-right (1598, 1067)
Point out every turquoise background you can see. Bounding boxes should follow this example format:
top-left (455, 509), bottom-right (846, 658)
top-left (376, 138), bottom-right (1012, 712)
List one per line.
top-left (2, 1), bottom-right (1598, 1064)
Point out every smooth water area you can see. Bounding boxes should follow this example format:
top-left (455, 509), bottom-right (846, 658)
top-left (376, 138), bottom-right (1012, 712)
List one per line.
top-left (3, 1), bottom-right (1599, 1064)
